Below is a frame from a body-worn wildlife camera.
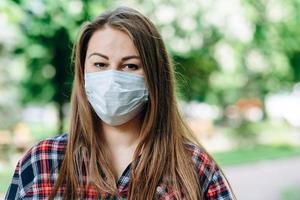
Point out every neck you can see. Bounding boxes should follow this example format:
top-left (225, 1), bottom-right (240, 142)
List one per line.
top-left (101, 115), bottom-right (142, 149)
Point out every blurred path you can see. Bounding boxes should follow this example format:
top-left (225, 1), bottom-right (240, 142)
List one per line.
top-left (224, 156), bottom-right (300, 200)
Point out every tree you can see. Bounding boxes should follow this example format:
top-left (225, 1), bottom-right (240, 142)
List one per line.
top-left (7, 0), bottom-right (300, 133)
top-left (11, 0), bottom-right (110, 133)
top-left (0, 1), bottom-right (22, 130)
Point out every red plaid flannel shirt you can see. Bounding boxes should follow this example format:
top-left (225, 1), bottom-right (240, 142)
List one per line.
top-left (5, 134), bottom-right (233, 199)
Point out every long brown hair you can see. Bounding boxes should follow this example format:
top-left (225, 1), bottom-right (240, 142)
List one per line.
top-left (50, 6), bottom-right (222, 200)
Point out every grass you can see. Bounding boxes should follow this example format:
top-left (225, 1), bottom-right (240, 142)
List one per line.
top-left (19, 122), bottom-right (68, 150)
top-left (28, 123), bottom-right (61, 141)
top-left (212, 144), bottom-right (300, 166)
top-left (281, 186), bottom-right (300, 200)
top-left (0, 166), bottom-right (14, 195)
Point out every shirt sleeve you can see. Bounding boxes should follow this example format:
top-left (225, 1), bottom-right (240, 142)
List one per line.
top-left (5, 146), bottom-right (36, 200)
top-left (185, 142), bottom-right (233, 200)
top-left (204, 169), bottom-right (233, 200)
top-left (5, 161), bottom-right (22, 200)
top-left (5, 134), bottom-right (68, 199)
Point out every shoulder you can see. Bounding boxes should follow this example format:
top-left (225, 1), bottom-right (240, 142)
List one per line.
top-left (184, 142), bottom-right (233, 199)
top-left (19, 133), bottom-right (68, 167)
top-left (18, 134), bottom-right (67, 188)
top-left (5, 134), bottom-right (68, 199)
top-left (184, 142), bottom-right (217, 175)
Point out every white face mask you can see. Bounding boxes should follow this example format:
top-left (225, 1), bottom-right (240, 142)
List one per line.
top-left (84, 70), bottom-right (149, 126)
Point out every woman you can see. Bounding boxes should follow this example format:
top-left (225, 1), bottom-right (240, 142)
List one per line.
top-left (6, 6), bottom-right (234, 200)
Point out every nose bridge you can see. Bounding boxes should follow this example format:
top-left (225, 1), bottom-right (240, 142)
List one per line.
top-left (109, 59), bottom-right (123, 71)
top-left (109, 54), bottom-right (121, 71)
top-left (110, 62), bottom-right (119, 71)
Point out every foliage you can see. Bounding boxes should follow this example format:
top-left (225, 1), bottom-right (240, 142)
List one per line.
top-left (0, 1), bottom-right (22, 130)
top-left (6, 0), bottom-right (111, 132)
top-left (2, 0), bottom-right (300, 132)
top-left (213, 144), bottom-right (300, 166)
top-left (114, 0), bottom-right (300, 110)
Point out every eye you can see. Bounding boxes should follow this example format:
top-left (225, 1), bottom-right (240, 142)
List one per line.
top-left (94, 62), bottom-right (107, 68)
top-left (123, 64), bottom-right (139, 71)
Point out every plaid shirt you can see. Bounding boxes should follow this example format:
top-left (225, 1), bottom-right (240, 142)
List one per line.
top-left (5, 134), bottom-right (232, 200)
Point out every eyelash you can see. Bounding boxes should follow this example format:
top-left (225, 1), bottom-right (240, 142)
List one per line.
top-left (123, 64), bottom-right (139, 70)
top-left (93, 63), bottom-right (139, 70)
top-left (94, 63), bottom-right (107, 68)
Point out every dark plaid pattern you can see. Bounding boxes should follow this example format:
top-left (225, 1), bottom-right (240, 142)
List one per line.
top-left (5, 134), bottom-right (232, 199)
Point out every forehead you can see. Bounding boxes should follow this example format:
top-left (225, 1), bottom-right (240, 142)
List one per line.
top-left (86, 26), bottom-right (139, 57)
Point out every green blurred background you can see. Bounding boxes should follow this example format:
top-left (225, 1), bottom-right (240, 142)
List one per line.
top-left (0, 0), bottom-right (300, 199)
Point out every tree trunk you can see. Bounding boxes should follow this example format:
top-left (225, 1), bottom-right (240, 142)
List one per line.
top-left (57, 103), bottom-right (64, 134)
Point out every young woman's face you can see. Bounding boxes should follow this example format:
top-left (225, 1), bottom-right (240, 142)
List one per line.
top-left (84, 26), bottom-right (144, 76)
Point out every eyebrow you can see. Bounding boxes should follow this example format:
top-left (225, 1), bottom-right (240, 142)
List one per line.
top-left (88, 52), bottom-right (140, 61)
